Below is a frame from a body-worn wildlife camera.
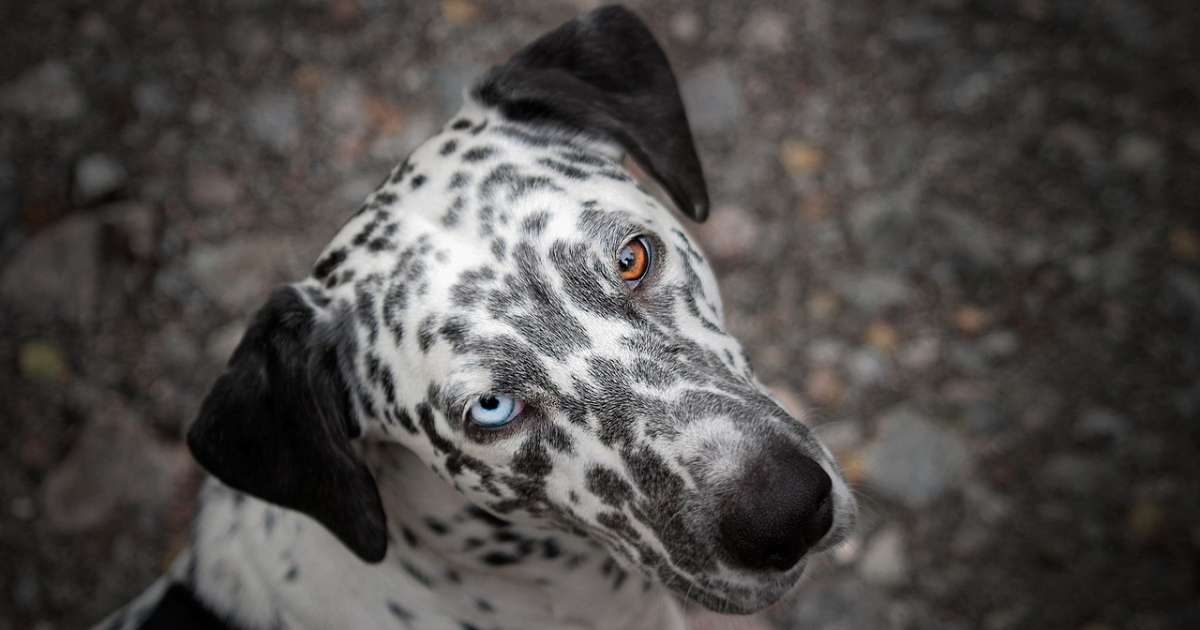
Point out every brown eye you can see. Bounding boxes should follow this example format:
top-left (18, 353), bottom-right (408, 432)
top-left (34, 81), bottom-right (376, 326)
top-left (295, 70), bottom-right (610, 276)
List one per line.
top-left (617, 237), bottom-right (652, 287)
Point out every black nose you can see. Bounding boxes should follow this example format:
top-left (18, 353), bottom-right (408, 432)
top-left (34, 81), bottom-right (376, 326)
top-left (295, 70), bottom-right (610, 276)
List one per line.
top-left (718, 446), bottom-right (833, 572)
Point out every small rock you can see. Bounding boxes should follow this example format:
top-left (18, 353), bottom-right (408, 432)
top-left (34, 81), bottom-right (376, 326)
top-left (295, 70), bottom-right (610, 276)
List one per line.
top-left (1128, 496), bottom-right (1165, 544)
top-left (847, 347), bottom-right (888, 386)
top-left (779, 139), bottom-right (824, 175)
top-left (815, 420), bottom-right (864, 456)
top-left (1040, 453), bottom-right (1107, 495)
top-left (859, 526), bottom-right (909, 587)
top-left (187, 164), bottom-right (241, 209)
top-left (695, 205), bottom-right (759, 260)
top-left (186, 235), bottom-right (306, 312)
top-left (979, 330), bottom-right (1019, 357)
top-left (687, 610), bottom-right (773, 630)
top-left (441, 0), bottom-right (480, 25)
top-left (0, 60), bottom-right (86, 121)
top-left (1116, 133), bottom-right (1163, 173)
top-left (74, 153), bottom-right (127, 204)
top-left (133, 80), bottom-right (177, 117)
top-left (41, 390), bottom-right (191, 532)
top-left (207, 320), bottom-right (248, 362)
top-left (806, 337), bottom-right (846, 366)
top-left (831, 271), bottom-right (914, 313)
top-left (806, 290), bottom-right (840, 321)
top-left (862, 407), bottom-right (970, 508)
top-left (741, 9), bottom-right (790, 53)
top-left (864, 320), bottom-right (899, 354)
top-left (779, 574), bottom-right (892, 629)
top-left (1169, 227), bottom-right (1200, 262)
top-left (954, 305), bottom-right (990, 334)
top-left (805, 367), bottom-right (846, 407)
top-left (669, 10), bottom-right (701, 42)
top-left (1, 211), bottom-right (101, 326)
top-left (19, 340), bottom-right (69, 382)
top-left (1076, 406), bottom-right (1130, 443)
top-left (680, 61), bottom-right (742, 134)
top-left (242, 90), bottom-right (301, 154)
top-left (899, 335), bottom-right (941, 370)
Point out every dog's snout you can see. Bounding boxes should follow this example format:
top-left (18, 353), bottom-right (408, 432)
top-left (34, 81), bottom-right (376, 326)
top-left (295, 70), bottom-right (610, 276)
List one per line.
top-left (718, 446), bottom-right (833, 572)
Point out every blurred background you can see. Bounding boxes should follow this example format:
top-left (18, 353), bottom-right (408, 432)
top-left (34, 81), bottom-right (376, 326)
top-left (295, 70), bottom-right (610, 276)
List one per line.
top-left (1, 1), bottom-right (1198, 628)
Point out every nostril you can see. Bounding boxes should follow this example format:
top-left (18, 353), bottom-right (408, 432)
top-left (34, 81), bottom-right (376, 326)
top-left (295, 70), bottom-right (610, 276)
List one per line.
top-left (718, 451), bottom-right (833, 573)
top-left (803, 494), bottom-right (834, 549)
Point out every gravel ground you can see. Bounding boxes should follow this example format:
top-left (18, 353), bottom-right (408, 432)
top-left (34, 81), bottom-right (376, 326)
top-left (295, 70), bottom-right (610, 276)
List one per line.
top-left (2, 1), bottom-right (1198, 629)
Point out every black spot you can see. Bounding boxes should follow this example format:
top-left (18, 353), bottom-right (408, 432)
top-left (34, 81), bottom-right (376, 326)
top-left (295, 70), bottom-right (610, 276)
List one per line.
top-left (284, 565), bottom-right (298, 582)
top-left (462, 145), bottom-right (497, 162)
top-left (401, 526), bottom-right (419, 547)
top-left (586, 466), bottom-right (634, 507)
top-left (476, 599), bottom-right (494, 612)
top-left (387, 600), bottom-right (414, 621)
top-left (538, 157), bottom-right (589, 179)
top-left (313, 248), bottom-right (347, 280)
top-left (418, 315), bottom-right (437, 352)
top-left (411, 174), bottom-right (427, 190)
top-left (440, 140), bottom-right (458, 156)
top-left (451, 118), bottom-right (472, 130)
top-left (448, 171), bottom-right (471, 190)
top-left (424, 516), bottom-right (449, 535)
top-left (481, 551), bottom-right (519, 566)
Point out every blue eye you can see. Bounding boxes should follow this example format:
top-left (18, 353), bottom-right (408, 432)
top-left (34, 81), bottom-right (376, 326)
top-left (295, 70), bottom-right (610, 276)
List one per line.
top-left (468, 394), bottom-right (524, 428)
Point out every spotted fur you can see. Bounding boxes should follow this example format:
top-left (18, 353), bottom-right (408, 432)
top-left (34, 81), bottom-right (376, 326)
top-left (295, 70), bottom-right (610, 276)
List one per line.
top-left (96, 7), bottom-right (855, 630)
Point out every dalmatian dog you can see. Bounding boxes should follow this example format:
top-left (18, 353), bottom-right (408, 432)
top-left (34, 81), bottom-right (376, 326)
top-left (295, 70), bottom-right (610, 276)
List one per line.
top-left (96, 6), bottom-right (855, 630)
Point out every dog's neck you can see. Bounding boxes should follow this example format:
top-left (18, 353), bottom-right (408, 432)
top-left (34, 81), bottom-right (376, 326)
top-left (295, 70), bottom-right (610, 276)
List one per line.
top-left (185, 444), bottom-right (685, 630)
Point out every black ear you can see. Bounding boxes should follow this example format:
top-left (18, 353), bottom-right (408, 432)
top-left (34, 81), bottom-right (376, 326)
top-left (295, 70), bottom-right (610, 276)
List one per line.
top-left (187, 286), bottom-right (387, 563)
top-left (473, 5), bottom-right (710, 222)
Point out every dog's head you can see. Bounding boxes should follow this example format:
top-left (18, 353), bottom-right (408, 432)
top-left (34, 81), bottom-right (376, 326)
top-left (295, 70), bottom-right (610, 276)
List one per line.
top-left (187, 6), bottom-right (855, 614)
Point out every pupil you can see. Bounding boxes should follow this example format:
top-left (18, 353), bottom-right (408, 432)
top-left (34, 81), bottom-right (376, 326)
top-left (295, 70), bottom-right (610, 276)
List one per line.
top-left (618, 248), bottom-right (634, 271)
top-left (479, 396), bottom-right (499, 410)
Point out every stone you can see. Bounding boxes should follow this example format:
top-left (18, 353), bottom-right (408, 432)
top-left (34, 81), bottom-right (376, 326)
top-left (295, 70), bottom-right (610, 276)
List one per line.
top-left (187, 164), bottom-right (241, 209)
top-left (1076, 407), bottom-right (1130, 443)
top-left (864, 320), bottom-right (899, 354)
top-left (40, 389), bottom-right (192, 533)
top-left (18, 340), bottom-right (69, 383)
top-left (1116, 133), bottom-right (1163, 173)
top-left (859, 526), bottom-right (909, 587)
top-left (780, 139), bottom-right (825, 176)
top-left (680, 61), bottom-right (742, 134)
top-left (687, 610), bottom-right (772, 630)
top-left (669, 10), bottom-right (701, 42)
top-left (742, 9), bottom-right (790, 53)
top-left (847, 348), bottom-right (888, 386)
top-left (777, 574), bottom-right (892, 630)
top-left (133, 80), bottom-right (177, 117)
top-left (694, 204), bottom-right (759, 260)
top-left (1, 210), bottom-right (101, 326)
top-left (242, 89), bottom-right (301, 154)
top-left (805, 367), bottom-right (846, 407)
top-left (861, 407), bottom-right (970, 508)
top-left (954, 305), bottom-right (990, 334)
top-left (831, 271), bottom-right (914, 313)
top-left (0, 60), bottom-right (86, 121)
top-left (185, 235), bottom-right (307, 312)
top-left (899, 335), bottom-right (941, 370)
top-left (74, 153), bottom-right (127, 204)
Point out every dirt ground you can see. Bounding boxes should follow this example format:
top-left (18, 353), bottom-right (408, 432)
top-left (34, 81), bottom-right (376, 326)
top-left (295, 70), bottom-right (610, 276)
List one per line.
top-left (1, 1), bottom-right (1198, 629)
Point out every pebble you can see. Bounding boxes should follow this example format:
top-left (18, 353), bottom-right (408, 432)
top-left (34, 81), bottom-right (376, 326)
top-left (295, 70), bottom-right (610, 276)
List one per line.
top-left (847, 347), bottom-right (888, 386)
top-left (862, 407), bottom-right (970, 508)
top-left (1, 210), bottom-right (101, 326)
top-left (831, 271), bottom-right (914, 313)
top-left (680, 61), bottom-right (743, 134)
top-left (859, 526), bottom-right (909, 587)
top-left (0, 60), bottom-right (86, 121)
top-left (779, 139), bottom-right (825, 176)
top-left (74, 153), bottom-right (127, 204)
top-left (40, 390), bottom-right (191, 532)
top-left (19, 340), bottom-right (69, 383)
top-left (1168, 227), bottom-right (1200, 262)
top-left (1116, 133), bottom-right (1163, 173)
top-left (864, 320), bottom-right (899, 354)
top-left (186, 235), bottom-right (306, 312)
top-left (805, 367), bottom-right (846, 407)
top-left (133, 80), bottom-right (177, 117)
top-left (695, 204), bottom-right (760, 260)
top-left (1075, 406), bottom-right (1130, 443)
top-left (954, 305), bottom-right (990, 334)
top-left (742, 9), bottom-right (790, 53)
top-left (242, 89), bottom-right (302, 154)
top-left (899, 335), bottom-right (941, 370)
top-left (187, 164), bottom-right (242, 209)
top-left (669, 10), bottom-right (701, 42)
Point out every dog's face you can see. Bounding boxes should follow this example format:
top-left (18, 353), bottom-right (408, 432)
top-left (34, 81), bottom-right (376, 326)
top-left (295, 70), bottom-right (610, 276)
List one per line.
top-left (187, 6), bottom-right (855, 614)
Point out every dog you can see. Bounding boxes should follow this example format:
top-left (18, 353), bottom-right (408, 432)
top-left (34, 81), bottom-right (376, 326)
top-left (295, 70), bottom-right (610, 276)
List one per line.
top-left (95, 6), bottom-right (856, 629)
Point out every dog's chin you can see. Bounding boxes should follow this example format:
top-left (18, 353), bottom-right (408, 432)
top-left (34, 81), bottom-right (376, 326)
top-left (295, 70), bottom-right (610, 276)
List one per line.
top-left (672, 559), bottom-right (808, 615)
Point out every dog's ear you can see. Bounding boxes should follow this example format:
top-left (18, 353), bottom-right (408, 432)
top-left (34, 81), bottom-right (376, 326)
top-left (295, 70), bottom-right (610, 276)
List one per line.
top-left (473, 5), bottom-right (710, 222)
top-left (187, 286), bottom-right (387, 563)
